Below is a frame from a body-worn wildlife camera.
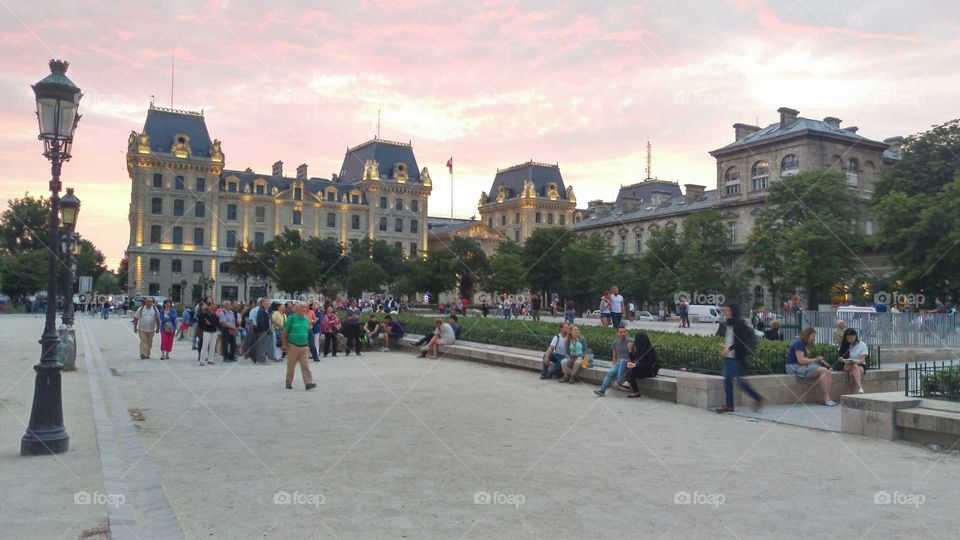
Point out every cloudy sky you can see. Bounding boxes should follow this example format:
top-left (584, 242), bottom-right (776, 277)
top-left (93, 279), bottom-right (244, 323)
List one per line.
top-left (1, 0), bottom-right (957, 268)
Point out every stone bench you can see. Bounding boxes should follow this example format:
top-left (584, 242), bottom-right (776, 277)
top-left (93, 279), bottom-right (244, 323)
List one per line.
top-left (842, 393), bottom-right (960, 448)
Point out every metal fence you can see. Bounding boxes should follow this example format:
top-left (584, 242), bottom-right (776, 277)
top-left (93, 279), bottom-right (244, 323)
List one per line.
top-left (753, 310), bottom-right (960, 349)
top-left (905, 361), bottom-right (960, 401)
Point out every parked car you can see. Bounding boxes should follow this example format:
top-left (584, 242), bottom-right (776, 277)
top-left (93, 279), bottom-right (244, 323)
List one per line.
top-left (634, 311), bottom-right (654, 321)
top-left (687, 304), bottom-right (724, 323)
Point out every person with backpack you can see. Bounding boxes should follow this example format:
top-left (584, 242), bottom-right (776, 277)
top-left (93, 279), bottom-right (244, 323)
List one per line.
top-left (594, 326), bottom-right (633, 396)
top-left (157, 299), bottom-right (178, 360)
top-left (132, 296), bottom-right (161, 359)
top-left (716, 302), bottom-right (765, 413)
top-left (540, 323), bottom-right (569, 380)
top-left (623, 331), bottom-right (659, 398)
top-left (196, 302), bottom-right (219, 366)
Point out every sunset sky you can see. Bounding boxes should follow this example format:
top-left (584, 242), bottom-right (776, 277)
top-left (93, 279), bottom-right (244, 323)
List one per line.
top-left (1, 0), bottom-right (957, 268)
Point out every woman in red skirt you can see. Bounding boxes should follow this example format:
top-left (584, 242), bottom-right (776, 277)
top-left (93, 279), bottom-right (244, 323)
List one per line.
top-left (158, 299), bottom-right (179, 360)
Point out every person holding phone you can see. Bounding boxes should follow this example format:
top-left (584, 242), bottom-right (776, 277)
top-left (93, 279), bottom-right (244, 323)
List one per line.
top-left (837, 328), bottom-right (868, 394)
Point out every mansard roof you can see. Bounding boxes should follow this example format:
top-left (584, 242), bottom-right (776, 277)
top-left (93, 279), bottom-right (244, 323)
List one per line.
top-left (142, 105), bottom-right (212, 157)
top-left (338, 138), bottom-right (422, 183)
top-left (485, 161), bottom-right (567, 203)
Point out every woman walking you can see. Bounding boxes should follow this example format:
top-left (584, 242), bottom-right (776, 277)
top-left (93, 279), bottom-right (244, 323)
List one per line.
top-left (599, 291), bottom-right (612, 327)
top-left (158, 299), bottom-right (178, 360)
top-left (342, 298), bottom-right (362, 356)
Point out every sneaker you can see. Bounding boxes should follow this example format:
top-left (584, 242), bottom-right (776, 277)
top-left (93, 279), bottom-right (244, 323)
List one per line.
top-left (823, 399), bottom-right (837, 407)
top-left (627, 392), bottom-right (642, 398)
top-left (858, 387), bottom-right (865, 394)
top-left (593, 389), bottom-right (605, 397)
top-left (305, 383), bottom-right (317, 391)
top-left (379, 347), bottom-right (389, 353)
top-left (207, 360), bottom-right (215, 365)
top-left (752, 398), bottom-right (766, 412)
top-left (715, 407), bottom-right (735, 413)
top-left (355, 351), bottom-right (361, 356)
top-left (199, 362), bottom-right (206, 366)
top-left (140, 354), bottom-right (146, 360)
top-left (539, 374), bottom-right (547, 380)
top-left (345, 351), bottom-right (351, 356)
top-left (418, 351), bottom-right (427, 358)
top-left (285, 385), bottom-right (293, 390)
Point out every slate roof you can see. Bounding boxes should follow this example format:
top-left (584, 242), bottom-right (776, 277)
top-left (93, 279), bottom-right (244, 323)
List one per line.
top-left (711, 117), bottom-right (887, 155)
top-left (219, 168), bottom-right (368, 204)
top-left (571, 189), bottom-right (718, 230)
top-left (427, 217), bottom-right (476, 236)
top-left (142, 106), bottom-right (212, 157)
top-left (338, 138), bottom-right (421, 183)
top-left (614, 180), bottom-right (682, 206)
top-left (485, 161), bottom-right (567, 203)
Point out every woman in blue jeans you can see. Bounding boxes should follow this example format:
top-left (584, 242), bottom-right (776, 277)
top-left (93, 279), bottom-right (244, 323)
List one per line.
top-left (715, 303), bottom-right (765, 413)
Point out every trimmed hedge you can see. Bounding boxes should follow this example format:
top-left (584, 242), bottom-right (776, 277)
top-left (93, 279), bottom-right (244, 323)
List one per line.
top-left (390, 313), bottom-right (838, 375)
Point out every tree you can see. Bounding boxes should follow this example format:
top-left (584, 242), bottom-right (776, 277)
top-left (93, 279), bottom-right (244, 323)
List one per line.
top-left (398, 253), bottom-right (457, 302)
top-left (94, 272), bottom-right (118, 294)
top-left (522, 227), bottom-right (569, 297)
top-left (639, 226), bottom-right (683, 304)
top-left (305, 237), bottom-right (348, 286)
top-left (676, 210), bottom-right (733, 294)
top-left (228, 241), bottom-right (260, 301)
top-left (347, 238), bottom-right (406, 287)
top-left (874, 119), bottom-right (960, 198)
top-left (486, 252), bottom-right (525, 297)
top-left (273, 249), bottom-right (322, 295)
top-left (116, 257), bottom-right (129, 292)
top-left (344, 259), bottom-right (389, 297)
top-left (443, 237), bottom-right (490, 299)
top-left (0, 193), bottom-right (49, 254)
top-left (560, 235), bottom-right (612, 313)
top-left (747, 170), bottom-right (862, 307)
top-left (1, 250), bottom-right (47, 298)
top-left (73, 238), bottom-right (107, 281)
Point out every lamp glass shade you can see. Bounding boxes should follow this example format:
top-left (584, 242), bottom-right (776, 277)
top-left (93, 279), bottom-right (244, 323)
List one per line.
top-left (60, 189), bottom-right (81, 228)
top-left (32, 60), bottom-right (82, 143)
top-left (72, 241), bottom-right (82, 255)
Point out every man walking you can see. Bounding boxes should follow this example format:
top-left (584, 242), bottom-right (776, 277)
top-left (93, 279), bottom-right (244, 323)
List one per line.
top-left (531, 293), bottom-right (542, 322)
top-left (609, 286), bottom-right (624, 329)
top-left (132, 296), bottom-right (160, 359)
top-left (282, 302), bottom-right (316, 390)
top-left (716, 303), bottom-right (765, 413)
top-left (595, 326), bottom-right (633, 397)
top-left (219, 300), bottom-right (237, 362)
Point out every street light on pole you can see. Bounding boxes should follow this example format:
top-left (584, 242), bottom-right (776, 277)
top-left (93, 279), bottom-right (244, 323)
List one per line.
top-left (59, 188), bottom-right (81, 372)
top-left (21, 59), bottom-right (82, 456)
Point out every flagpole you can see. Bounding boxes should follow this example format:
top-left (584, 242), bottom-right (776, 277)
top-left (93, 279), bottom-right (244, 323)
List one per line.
top-left (450, 163), bottom-right (453, 220)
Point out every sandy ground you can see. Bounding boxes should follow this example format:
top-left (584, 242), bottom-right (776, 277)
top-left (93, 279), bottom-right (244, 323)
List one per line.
top-left (2, 314), bottom-right (959, 539)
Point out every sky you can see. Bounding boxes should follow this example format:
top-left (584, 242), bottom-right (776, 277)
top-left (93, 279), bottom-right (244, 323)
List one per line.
top-left (1, 0), bottom-right (958, 269)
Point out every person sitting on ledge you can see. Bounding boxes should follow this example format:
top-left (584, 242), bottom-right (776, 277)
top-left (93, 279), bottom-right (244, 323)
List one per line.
top-left (559, 325), bottom-right (587, 383)
top-left (837, 328), bottom-right (868, 394)
top-left (785, 326), bottom-right (836, 406)
top-left (378, 315), bottom-right (405, 352)
top-left (595, 326), bottom-right (633, 397)
top-left (764, 319), bottom-right (783, 341)
top-left (448, 314), bottom-right (461, 339)
top-left (418, 318), bottom-right (456, 358)
top-left (623, 331), bottom-right (659, 398)
top-left (540, 323), bottom-right (569, 380)
top-left (364, 314), bottom-right (380, 350)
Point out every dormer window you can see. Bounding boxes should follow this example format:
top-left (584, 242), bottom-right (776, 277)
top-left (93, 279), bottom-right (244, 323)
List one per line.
top-left (227, 181), bottom-right (237, 193)
top-left (294, 187), bottom-right (302, 201)
top-left (255, 184), bottom-right (265, 195)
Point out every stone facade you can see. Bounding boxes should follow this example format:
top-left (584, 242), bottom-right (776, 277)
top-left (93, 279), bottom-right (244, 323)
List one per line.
top-left (427, 217), bottom-right (505, 257)
top-left (477, 161), bottom-right (577, 243)
top-left (125, 104), bottom-right (431, 304)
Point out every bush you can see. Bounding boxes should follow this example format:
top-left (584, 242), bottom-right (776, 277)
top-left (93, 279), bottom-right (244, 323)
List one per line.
top-left (920, 366), bottom-right (960, 400)
top-left (391, 313), bottom-right (838, 375)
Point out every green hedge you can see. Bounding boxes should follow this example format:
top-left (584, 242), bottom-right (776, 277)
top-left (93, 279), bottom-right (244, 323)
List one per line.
top-left (390, 313), bottom-right (838, 375)
top-left (920, 366), bottom-right (960, 401)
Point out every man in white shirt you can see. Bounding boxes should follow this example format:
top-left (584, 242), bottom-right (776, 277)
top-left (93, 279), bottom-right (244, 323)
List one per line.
top-left (132, 296), bottom-right (161, 359)
top-left (418, 318), bottom-right (456, 358)
top-left (609, 286), bottom-right (625, 328)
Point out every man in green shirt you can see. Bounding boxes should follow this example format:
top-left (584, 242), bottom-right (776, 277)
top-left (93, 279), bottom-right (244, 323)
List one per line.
top-left (282, 302), bottom-right (316, 390)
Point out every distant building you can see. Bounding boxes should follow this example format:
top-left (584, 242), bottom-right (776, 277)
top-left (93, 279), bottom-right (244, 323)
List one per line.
top-left (427, 217), bottom-right (505, 257)
top-left (477, 161), bottom-right (578, 243)
top-left (125, 104), bottom-right (431, 303)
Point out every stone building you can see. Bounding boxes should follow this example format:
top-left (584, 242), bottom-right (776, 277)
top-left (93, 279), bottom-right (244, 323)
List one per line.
top-left (125, 104), bottom-right (431, 303)
top-left (427, 217), bottom-right (505, 257)
top-left (477, 161), bottom-right (578, 243)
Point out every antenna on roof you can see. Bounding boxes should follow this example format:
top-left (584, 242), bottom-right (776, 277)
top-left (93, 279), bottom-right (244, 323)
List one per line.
top-left (645, 140), bottom-right (652, 180)
top-left (170, 46), bottom-right (175, 108)
top-left (376, 109), bottom-right (381, 139)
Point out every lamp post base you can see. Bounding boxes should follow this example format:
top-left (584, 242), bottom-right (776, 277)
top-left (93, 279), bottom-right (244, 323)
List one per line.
top-left (21, 362), bottom-right (70, 456)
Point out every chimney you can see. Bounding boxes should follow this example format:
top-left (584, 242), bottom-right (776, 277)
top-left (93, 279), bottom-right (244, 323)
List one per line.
top-left (587, 199), bottom-right (612, 217)
top-left (684, 184), bottom-right (706, 203)
top-left (823, 116), bottom-right (842, 129)
top-left (650, 191), bottom-right (671, 206)
top-left (619, 196), bottom-right (642, 213)
top-left (733, 123), bottom-right (761, 141)
top-left (843, 126), bottom-right (859, 134)
top-left (272, 160), bottom-right (283, 176)
top-left (883, 136), bottom-right (904, 159)
top-left (331, 172), bottom-right (338, 182)
top-left (296, 163), bottom-right (308, 181)
top-left (777, 107), bottom-right (799, 128)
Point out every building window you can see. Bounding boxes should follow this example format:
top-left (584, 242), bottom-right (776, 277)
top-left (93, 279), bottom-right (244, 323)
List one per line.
top-left (194, 228), bottom-right (204, 246)
top-left (378, 216), bottom-right (387, 231)
top-left (515, 230), bottom-right (520, 242)
top-left (150, 225), bottom-right (161, 243)
top-left (865, 219), bottom-right (876, 236)
top-left (727, 221), bottom-right (737, 244)
top-left (195, 201), bottom-right (205, 218)
top-left (501, 215), bottom-right (507, 226)
top-left (635, 233), bottom-right (642, 253)
top-left (724, 166), bottom-right (741, 195)
top-left (193, 260), bottom-right (203, 273)
top-left (294, 187), bottom-right (302, 201)
top-left (410, 242), bottom-right (417, 257)
top-left (172, 259), bottom-right (182, 273)
top-left (379, 196), bottom-right (387, 209)
top-left (515, 213), bottom-right (520, 224)
top-left (227, 204), bottom-right (238, 221)
top-left (175, 175), bottom-right (185, 190)
top-left (326, 191), bottom-right (335, 202)
top-left (547, 213), bottom-right (554, 225)
top-left (171, 283), bottom-right (182, 303)
top-left (219, 261), bottom-right (231, 274)
top-left (152, 173), bottom-right (163, 188)
top-left (351, 194), bottom-right (359, 204)
top-left (395, 241), bottom-right (403, 251)
top-left (351, 215), bottom-right (360, 230)
top-left (292, 210), bottom-right (302, 225)
top-left (195, 177), bottom-right (205, 192)
top-left (846, 158), bottom-right (859, 186)
top-left (411, 200), bottom-right (419, 212)
top-left (395, 218), bottom-right (403, 233)
top-left (488, 217), bottom-right (493, 228)
top-left (149, 258), bottom-right (160, 272)
top-left (148, 283), bottom-right (160, 296)
top-left (221, 285), bottom-right (238, 301)
top-left (255, 184), bottom-right (265, 195)
top-left (255, 206), bottom-right (265, 223)
top-left (780, 154), bottom-right (799, 176)
top-left (227, 181), bottom-right (237, 193)
top-left (559, 214), bottom-right (566, 226)
top-left (172, 226), bottom-right (183, 244)
top-left (254, 232), bottom-right (265, 247)
top-left (619, 236), bottom-right (626, 254)
top-left (326, 212), bottom-right (336, 228)
top-left (410, 219), bottom-right (418, 234)
top-left (172, 199), bottom-right (184, 217)
top-left (751, 161), bottom-right (769, 191)
top-left (151, 197), bottom-right (162, 215)
top-left (535, 212), bottom-right (542, 224)
top-left (753, 285), bottom-right (765, 308)
top-left (395, 199), bottom-right (404, 211)
top-left (226, 230), bottom-right (237, 248)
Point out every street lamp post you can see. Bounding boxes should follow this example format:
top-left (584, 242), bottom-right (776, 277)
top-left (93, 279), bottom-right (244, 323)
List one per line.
top-left (21, 59), bottom-right (82, 456)
top-left (59, 188), bottom-right (81, 372)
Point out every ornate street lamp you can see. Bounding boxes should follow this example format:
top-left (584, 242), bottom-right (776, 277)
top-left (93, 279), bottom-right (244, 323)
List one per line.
top-left (59, 188), bottom-right (81, 372)
top-left (22, 60), bottom-right (82, 456)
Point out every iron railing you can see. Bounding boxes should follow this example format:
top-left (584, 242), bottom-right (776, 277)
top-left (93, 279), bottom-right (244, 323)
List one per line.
top-left (753, 310), bottom-right (960, 349)
top-left (905, 361), bottom-right (960, 402)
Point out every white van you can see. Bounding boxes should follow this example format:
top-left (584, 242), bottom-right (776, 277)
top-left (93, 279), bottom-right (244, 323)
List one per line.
top-left (687, 304), bottom-right (723, 323)
top-left (836, 305), bottom-right (876, 331)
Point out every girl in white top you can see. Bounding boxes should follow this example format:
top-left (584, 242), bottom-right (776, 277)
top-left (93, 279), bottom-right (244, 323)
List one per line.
top-left (838, 328), bottom-right (868, 394)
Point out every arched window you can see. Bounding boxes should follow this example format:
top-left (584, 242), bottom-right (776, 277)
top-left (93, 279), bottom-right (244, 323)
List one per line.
top-left (780, 154), bottom-right (799, 176)
top-left (751, 161), bottom-right (769, 191)
top-left (724, 167), bottom-right (741, 195)
top-left (846, 158), bottom-right (859, 186)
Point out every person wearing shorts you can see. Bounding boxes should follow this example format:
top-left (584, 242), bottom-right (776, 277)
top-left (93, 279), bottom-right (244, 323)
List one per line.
top-left (785, 326), bottom-right (835, 406)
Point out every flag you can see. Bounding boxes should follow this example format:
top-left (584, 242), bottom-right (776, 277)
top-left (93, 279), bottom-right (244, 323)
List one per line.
top-left (446, 157), bottom-right (453, 173)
